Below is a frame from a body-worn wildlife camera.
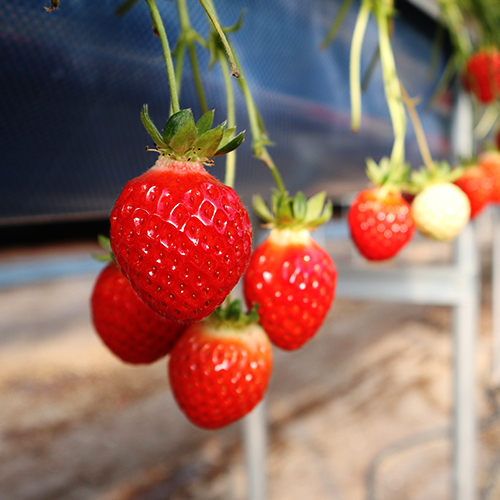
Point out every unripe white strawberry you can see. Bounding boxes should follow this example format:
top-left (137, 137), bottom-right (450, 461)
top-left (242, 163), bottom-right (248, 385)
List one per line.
top-left (411, 182), bottom-right (470, 241)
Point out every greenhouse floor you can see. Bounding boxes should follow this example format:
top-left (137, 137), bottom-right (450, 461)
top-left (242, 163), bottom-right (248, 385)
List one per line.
top-left (1, 234), bottom-right (500, 500)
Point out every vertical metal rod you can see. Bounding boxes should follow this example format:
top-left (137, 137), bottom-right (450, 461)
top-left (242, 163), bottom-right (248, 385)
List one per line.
top-left (451, 89), bottom-right (478, 500)
top-left (492, 206), bottom-right (500, 385)
top-left (452, 223), bottom-right (479, 500)
top-left (242, 399), bottom-right (268, 500)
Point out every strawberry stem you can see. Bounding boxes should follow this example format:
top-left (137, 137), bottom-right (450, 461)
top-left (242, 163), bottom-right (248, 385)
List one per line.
top-left (400, 85), bottom-right (435, 173)
top-left (144, 0), bottom-right (180, 114)
top-left (350, 0), bottom-right (371, 132)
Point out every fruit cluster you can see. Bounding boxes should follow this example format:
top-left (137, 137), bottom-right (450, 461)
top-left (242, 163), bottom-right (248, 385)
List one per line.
top-left (90, 110), bottom-right (337, 430)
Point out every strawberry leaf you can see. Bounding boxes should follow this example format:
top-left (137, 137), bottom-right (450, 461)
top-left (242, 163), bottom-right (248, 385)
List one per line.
top-left (196, 110), bottom-right (214, 136)
top-left (194, 122), bottom-right (226, 158)
top-left (169, 114), bottom-right (198, 153)
top-left (141, 105), bottom-right (165, 147)
top-left (214, 131), bottom-right (245, 157)
top-left (163, 109), bottom-right (193, 144)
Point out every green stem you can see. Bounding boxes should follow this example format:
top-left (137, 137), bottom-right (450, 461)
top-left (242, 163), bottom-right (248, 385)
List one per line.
top-left (375, 1), bottom-right (406, 171)
top-left (198, 0), bottom-right (241, 77)
top-left (350, 0), bottom-right (371, 132)
top-left (144, 0), bottom-right (180, 113)
top-left (320, 0), bottom-right (355, 49)
top-left (219, 51), bottom-right (236, 188)
top-left (177, 0), bottom-right (209, 113)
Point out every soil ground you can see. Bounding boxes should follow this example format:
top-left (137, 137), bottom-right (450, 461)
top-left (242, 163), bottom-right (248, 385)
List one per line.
top-left (1, 226), bottom-right (500, 500)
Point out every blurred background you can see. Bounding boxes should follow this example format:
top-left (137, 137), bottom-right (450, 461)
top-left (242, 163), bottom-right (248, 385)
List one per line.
top-left (3, 1), bottom-right (499, 499)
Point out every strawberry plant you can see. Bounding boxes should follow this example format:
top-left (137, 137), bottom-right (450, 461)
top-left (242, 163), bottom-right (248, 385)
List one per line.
top-left (168, 299), bottom-right (272, 429)
top-left (243, 191), bottom-right (336, 351)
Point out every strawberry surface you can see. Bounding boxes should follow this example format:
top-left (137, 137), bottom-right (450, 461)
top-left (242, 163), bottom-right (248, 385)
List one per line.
top-left (462, 49), bottom-right (500, 104)
top-left (348, 188), bottom-right (415, 261)
top-left (168, 320), bottom-right (272, 430)
top-left (479, 151), bottom-right (500, 203)
top-left (454, 164), bottom-right (493, 219)
top-left (411, 182), bottom-right (470, 241)
top-left (91, 262), bottom-right (188, 364)
top-left (243, 228), bottom-right (336, 351)
top-left (110, 157), bottom-right (252, 323)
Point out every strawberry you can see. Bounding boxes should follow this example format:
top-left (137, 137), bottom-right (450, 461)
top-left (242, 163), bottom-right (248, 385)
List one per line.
top-left (348, 157), bottom-right (415, 261)
top-left (348, 188), bottom-right (414, 261)
top-left (479, 150), bottom-right (500, 203)
top-left (168, 300), bottom-right (272, 430)
top-left (243, 191), bottom-right (336, 351)
top-left (462, 49), bottom-right (500, 104)
top-left (91, 261), bottom-right (188, 364)
top-left (110, 107), bottom-right (252, 323)
top-left (454, 163), bottom-right (493, 219)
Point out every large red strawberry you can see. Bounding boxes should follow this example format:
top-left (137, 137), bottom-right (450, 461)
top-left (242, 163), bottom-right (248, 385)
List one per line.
top-left (454, 163), bottom-right (493, 219)
top-left (479, 150), bottom-right (500, 203)
top-left (243, 191), bottom-right (336, 351)
top-left (91, 261), bottom-right (188, 364)
top-left (348, 157), bottom-right (415, 261)
top-left (348, 188), bottom-right (414, 260)
top-left (168, 300), bottom-right (273, 430)
top-left (110, 108), bottom-right (252, 323)
top-left (462, 49), bottom-right (500, 104)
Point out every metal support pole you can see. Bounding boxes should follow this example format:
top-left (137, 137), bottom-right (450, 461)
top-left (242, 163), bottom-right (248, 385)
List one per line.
top-left (491, 206), bottom-right (500, 385)
top-left (452, 223), bottom-right (480, 500)
top-left (242, 399), bottom-right (268, 500)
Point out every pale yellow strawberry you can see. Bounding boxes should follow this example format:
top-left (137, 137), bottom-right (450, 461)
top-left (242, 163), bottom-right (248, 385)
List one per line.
top-left (411, 182), bottom-right (471, 241)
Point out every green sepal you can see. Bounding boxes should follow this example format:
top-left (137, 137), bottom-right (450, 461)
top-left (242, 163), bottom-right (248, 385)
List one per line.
top-left (210, 297), bottom-right (260, 327)
top-left (92, 235), bottom-right (114, 262)
top-left (252, 194), bottom-right (274, 222)
top-left (292, 192), bottom-right (307, 221)
top-left (168, 113), bottom-right (198, 153)
top-left (408, 161), bottom-right (463, 194)
top-left (141, 105), bottom-right (166, 148)
top-left (162, 109), bottom-right (194, 144)
top-left (196, 110), bottom-right (215, 136)
top-left (214, 131), bottom-right (245, 156)
top-left (193, 121), bottom-right (226, 158)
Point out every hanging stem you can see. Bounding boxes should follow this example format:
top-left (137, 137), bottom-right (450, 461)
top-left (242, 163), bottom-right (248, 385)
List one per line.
top-left (219, 51), bottom-right (237, 188)
top-left (198, 0), bottom-right (241, 77)
top-left (320, 0), bottom-right (355, 49)
top-left (401, 85), bottom-right (435, 173)
top-left (375, 1), bottom-right (406, 170)
top-left (350, 0), bottom-right (371, 132)
top-left (144, 0), bottom-right (180, 114)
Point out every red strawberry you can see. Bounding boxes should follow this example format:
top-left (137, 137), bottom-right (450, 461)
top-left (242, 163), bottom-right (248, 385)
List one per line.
top-left (348, 188), bottom-right (415, 260)
top-left (479, 151), bottom-right (500, 203)
top-left (168, 301), bottom-right (273, 430)
top-left (91, 261), bottom-right (188, 364)
top-left (110, 108), bottom-right (251, 323)
top-left (462, 49), bottom-right (500, 104)
top-left (244, 226), bottom-right (336, 351)
top-left (454, 163), bottom-right (493, 219)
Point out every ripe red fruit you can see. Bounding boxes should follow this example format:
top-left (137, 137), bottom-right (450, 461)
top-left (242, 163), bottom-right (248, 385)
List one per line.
top-left (168, 318), bottom-right (273, 430)
top-left (348, 188), bottom-right (415, 260)
top-left (479, 151), bottom-right (500, 203)
top-left (110, 157), bottom-right (252, 323)
top-left (91, 262), bottom-right (188, 364)
top-left (462, 49), bottom-right (500, 104)
top-left (243, 228), bottom-right (336, 351)
top-left (454, 164), bottom-right (493, 219)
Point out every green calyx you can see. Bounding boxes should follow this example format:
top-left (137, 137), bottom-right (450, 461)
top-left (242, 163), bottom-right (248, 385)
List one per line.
top-left (92, 235), bottom-right (115, 263)
top-left (141, 106), bottom-right (244, 162)
top-left (253, 190), bottom-right (332, 230)
top-left (210, 298), bottom-right (259, 328)
top-left (407, 161), bottom-right (464, 194)
top-left (366, 156), bottom-right (410, 193)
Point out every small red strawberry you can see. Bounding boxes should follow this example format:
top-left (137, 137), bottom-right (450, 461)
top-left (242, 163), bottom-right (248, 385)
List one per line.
top-left (243, 191), bottom-right (336, 351)
top-left (348, 157), bottom-right (415, 261)
top-left (479, 150), bottom-right (500, 203)
top-left (454, 163), bottom-right (493, 219)
top-left (168, 300), bottom-right (273, 430)
top-left (91, 260), bottom-right (188, 364)
top-left (110, 107), bottom-right (252, 323)
top-left (462, 49), bottom-right (500, 104)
